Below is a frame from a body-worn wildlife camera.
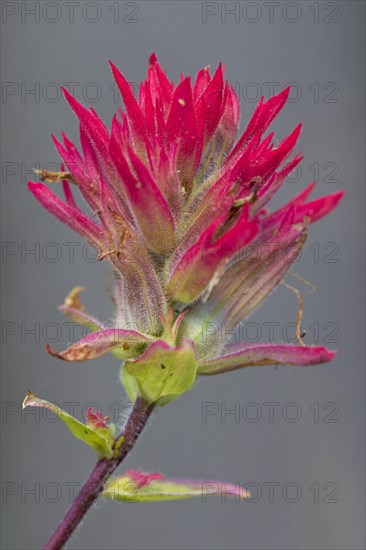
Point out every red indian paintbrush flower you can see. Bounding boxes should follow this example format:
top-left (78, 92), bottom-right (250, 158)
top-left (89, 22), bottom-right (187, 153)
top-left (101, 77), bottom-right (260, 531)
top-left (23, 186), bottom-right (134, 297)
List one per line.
top-left (28, 54), bottom-right (344, 406)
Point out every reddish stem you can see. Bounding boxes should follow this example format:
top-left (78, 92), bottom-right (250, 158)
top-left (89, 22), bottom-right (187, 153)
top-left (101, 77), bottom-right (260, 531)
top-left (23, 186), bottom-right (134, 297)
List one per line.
top-left (44, 398), bottom-right (154, 550)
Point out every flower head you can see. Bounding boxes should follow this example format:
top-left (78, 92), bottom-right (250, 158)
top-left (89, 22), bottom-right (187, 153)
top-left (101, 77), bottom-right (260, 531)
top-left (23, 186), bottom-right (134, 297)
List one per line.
top-left (29, 55), bottom-right (344, 405)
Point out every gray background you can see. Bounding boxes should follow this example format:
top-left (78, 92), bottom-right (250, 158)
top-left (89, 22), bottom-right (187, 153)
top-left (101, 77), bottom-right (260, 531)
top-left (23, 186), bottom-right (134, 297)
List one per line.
top-left (1, 1), bottom-right (365, 549)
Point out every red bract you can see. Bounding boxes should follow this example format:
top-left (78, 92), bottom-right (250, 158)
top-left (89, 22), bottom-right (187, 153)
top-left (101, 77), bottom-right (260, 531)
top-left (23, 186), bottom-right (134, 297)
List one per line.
top-left (86, 407), bottom-right (109, 429)
top-left (28, 54), bottom-right (344, 381)
top-left (125, 469), bottom-right (164, 489)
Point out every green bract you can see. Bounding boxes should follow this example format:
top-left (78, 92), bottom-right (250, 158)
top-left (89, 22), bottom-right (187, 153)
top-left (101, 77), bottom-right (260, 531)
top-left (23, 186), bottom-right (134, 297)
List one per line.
top-left (103, 470), bottom-right (250, 502)
top-left (121, 338), bottom-right (198, 406)
top-left (22, 392), bottom-right (115, 458)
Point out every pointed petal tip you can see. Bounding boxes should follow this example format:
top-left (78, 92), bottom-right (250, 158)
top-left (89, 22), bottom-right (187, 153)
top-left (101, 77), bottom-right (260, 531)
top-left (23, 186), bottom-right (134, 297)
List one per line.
top-left (108, 59), bottom-right (117, 72)
top-left (109, 60), bottom-right (124, 81)
top-left (288, 123), bottom-right (302, 142)
top-left (282, 85), bottom-right (292, 98)
top-left (299, 188), bottom-right (345, 224)
top-left (262, 85), bottom-right (291, 109)
top-left (275, 85), bottom-right (292, 104)
top-left (61, 86), bottom-right (85, 115)
top-left (214, 61), bottom-right (223, 77)
top-left (306, 180), bottom-right (317, 192)
top-left (51, 134), bottom-right (65, 154)
top-left (325, 189), bottom-right (346, 207)
top-left (22, 390), bottom-right (34, 409)
top-left (27, 180), bottom-right (37, 190)
top-left (149, 52), bottom-right (157, 65)
top-left (334, 189), bottom-right (346, 200)
top-left (45, 342), bottom-right (64, 360)
top-left (51, 133), bottom-right (59, 145)
top-left (295, 122), bottom-right (303, 132)
top-left (321, 347), bottom-right (338, 362)
top-left (61, 85), bottom-right (73, 102)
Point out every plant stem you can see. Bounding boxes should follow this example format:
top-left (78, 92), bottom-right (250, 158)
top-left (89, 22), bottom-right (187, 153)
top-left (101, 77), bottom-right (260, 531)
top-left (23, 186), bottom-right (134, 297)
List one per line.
top-left (44, 398), bottom-right (154, 550)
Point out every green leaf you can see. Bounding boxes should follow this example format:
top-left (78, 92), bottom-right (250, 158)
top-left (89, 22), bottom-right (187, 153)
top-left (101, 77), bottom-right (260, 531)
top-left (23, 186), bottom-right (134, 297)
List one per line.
top-left (123, 338), bottom-right (198, 406)
top-left (22, 392), bottom-right (115, 458)
top-left (102, 470), bottom-right (250, 502)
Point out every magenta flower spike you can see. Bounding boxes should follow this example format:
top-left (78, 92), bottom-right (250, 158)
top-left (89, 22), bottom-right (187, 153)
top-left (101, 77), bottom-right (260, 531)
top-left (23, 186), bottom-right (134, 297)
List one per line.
top-left (26, 55), bottom-right (344, 549)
